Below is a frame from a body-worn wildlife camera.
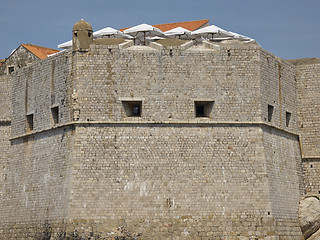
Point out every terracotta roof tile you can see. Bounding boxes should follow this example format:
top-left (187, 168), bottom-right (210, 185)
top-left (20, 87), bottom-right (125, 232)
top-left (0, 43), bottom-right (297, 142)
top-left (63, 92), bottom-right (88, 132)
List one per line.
top-left (154, 19), bottom-right (209, 32)
top-left (120, 19), bottom-right (209, 32)
top-left (22, 44), bottom-right (60, 60)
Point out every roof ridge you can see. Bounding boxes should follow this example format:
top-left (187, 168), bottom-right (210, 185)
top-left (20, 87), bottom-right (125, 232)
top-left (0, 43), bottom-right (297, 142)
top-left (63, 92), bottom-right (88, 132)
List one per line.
top-left (22, 43), bottom-right (58, 51)
top-left (22, 43), bottom-right (60, 60)
top-left (153, 19), bottom-right (209, 27)
top-left (120, 19), bottom-right (209, 32)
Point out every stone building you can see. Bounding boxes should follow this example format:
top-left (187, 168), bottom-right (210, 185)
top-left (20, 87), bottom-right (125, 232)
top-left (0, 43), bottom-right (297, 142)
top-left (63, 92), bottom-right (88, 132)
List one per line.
top-left (0, 19), bottom-right (320, 239)
top-left (0, 43), bottom-right (60, 75)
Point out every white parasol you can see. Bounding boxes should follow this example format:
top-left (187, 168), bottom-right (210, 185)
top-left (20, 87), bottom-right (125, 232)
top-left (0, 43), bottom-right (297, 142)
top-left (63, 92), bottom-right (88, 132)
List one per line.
top-left (164, 27), bottom-right (192, 39)
top-left (93, 27), bottom-right (132, 39)
top-left (191, 25), bottom-right (234, 40)
top-left (124, 23), bottom-right (164, 45)
top-left (228, 31), bottom-right (253, 41)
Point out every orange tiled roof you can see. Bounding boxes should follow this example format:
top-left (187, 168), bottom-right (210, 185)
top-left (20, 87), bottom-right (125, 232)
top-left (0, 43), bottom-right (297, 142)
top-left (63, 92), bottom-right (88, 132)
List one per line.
top-left (153, 19), bottom-right (209, 32)
top-left (120, 19), bottom-right (209, 32)
top-left (22, 44), bottom-right (60, 60)
top-left (0, 59), bottom-right (4, 66)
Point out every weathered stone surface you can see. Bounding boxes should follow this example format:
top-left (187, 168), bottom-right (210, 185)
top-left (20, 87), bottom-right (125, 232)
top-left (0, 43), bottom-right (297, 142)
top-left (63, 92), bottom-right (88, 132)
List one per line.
top-left (308, 227), bottom-right (320, 240)
top-left (1, 20), bottom-right (320, 239)
top-left (299, 197), bottom-right (320, 239)
top-left (296, 62), bottom-right (320, 197)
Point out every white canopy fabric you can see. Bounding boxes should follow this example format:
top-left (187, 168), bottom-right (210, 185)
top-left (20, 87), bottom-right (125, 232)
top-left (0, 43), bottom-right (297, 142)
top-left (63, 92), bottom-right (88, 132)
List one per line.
top-left (57, 22), bottom-right (255, 48)
top-left (93, 27), bottom-right (132, 39)
top-left (124, 23), bottom-right (165, 45)
top-left (164, 27), bottom-right (192, 39)
top-left (124, 23), bottom-right (164, 39)
top-left (192, 25), bottom-right (234, 40)
top-left (228, 31), bottom-right (253, 41)
top-left (58, 40), bottom-right (72, 49)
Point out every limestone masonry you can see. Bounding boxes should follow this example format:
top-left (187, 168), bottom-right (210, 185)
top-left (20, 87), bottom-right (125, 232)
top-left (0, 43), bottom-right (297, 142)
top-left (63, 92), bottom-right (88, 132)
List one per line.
top-left (0, 19), bottom-right (320, 239)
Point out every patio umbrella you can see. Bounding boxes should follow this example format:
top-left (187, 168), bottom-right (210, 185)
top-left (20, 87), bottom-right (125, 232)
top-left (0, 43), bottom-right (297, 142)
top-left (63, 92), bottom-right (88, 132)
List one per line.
top-left (124, 23), bottom-right (164, 45)
top-left (93, 27), bottom-right (132, 39)
top-left (164, 27), bottom-right (192, 40)
top-left (191, 25), bottom-right (234, 40)
top-left (58, 40), bottom-right (72, 49)
top-left (228, 31), bottom-right (253, 41)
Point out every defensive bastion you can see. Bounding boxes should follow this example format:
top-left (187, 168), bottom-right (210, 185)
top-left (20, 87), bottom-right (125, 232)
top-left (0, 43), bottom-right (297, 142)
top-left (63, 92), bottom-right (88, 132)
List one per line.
top-left (0, 19), bottom-right (320, 239)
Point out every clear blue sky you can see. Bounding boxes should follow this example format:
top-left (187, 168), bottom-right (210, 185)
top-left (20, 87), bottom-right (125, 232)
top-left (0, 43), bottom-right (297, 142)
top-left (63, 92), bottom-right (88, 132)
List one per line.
top-left (0, 0), bottom-right (319, 60)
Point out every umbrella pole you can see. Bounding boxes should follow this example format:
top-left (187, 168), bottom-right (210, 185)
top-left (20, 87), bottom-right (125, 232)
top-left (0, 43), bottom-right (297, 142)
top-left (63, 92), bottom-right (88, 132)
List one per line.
top-left (144, 32), bottom-right (146, 45)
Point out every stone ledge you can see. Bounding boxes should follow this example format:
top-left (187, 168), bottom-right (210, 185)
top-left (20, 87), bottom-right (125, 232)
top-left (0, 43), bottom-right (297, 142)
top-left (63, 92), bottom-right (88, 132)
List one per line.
top-left (10, 121), bottom-right (299, 140)
top-left (286, 58), bottom-right (320, 66)
top-left (203, 40), bottom-right (220, 51)
top-left (149, 41), bottom-right (163, 50)
top-left (118, 40), bottom-right (134, 50)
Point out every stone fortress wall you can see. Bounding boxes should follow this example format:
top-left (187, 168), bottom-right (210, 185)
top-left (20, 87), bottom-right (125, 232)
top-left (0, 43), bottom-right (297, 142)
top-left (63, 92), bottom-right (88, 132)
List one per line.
top-left (0, 50), bottom-right (75, 239)
top-left (0, 74), bottom-right (11, 205)
top-left (292, 59), bottom-right (320, 198)
top-left (65, 41), bottom-right (304, 239)
top-left (0, 20), bottom-right (319, 239)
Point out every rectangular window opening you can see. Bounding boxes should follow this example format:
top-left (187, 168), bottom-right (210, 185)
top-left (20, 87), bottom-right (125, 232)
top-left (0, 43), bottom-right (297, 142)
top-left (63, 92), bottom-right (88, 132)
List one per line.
top-left (268, 105), bottom-right (274, 122)
top-left (26, 114), bottom-right (34, 132)
top-left (8, 66), bottom-right (15, 74)
top-left (195, 101), bottom-right (214, 118)
top-left (286, 111), bottom-right (291, 127)
top-left (122, 101), bottom-right (142, 117)
top-left (51, 106), bottom-right (59, 125)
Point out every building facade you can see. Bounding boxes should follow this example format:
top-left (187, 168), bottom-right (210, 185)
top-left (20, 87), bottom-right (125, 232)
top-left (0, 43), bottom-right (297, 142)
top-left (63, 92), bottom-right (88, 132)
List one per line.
top-left (0, 20), bottom-right (320, 239)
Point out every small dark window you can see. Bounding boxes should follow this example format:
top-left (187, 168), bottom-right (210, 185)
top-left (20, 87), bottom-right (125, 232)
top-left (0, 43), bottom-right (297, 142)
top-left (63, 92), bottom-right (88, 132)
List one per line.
top-left (132, 106), bottom-right (140, 116)
top-left (88, 32), bottom-right (92, 38)
top-left (51, 106), bottom-right (59, 125)
top-left (26, 114), bottom-right (34, 132)
top-left (286, 111), bottom-right (291, 127)
top-left (195, 101), bottom-right (214, 118)
top-left (74, 32), bottom-right (77, 37)
top-left (122, 101), bottom-right (142, 117)
top-left (8, 66), bottom-right (15, 74)
top-left (196, 105), bottom-right (205, 117)
top-left (268, 105), bottom-right (274, 122)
